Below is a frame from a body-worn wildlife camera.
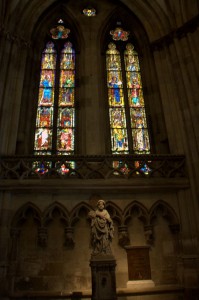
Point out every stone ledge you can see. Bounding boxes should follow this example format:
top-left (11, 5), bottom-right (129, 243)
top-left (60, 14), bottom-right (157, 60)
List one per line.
top-left (8, 285), bottom-right (184, 298)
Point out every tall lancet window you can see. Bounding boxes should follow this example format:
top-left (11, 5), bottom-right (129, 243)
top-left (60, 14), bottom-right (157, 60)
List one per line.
top-left (33, 21), bottom-right (76, 174)
top-left (106, 42), bottom-right (150, 155)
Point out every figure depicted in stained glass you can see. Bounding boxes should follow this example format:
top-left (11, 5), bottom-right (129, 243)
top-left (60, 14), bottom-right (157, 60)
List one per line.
top-left (37, 107), bottom-right (52, 127)
top-left (124, 44), bottom-right (139, 72)
top-left (50, 24), bottom-right (70, 40)
top-left (58, 128), bottom-right (73, 151)
top-left (126, 55), bottom-right (136, 71)
top-left (112, 129), bottom-right (128, 152)
top-left (42, 42), bottom-right (56, 69)
top-left (110, 27), bottom-right (129, 41)
top-left (35, 128), bottom-right (51, 150)
top-left (62, 53), bottom-right (74, 69)
top-left (42, 54), bottom-right (55, 69)
top-left (110, 108), bottom-right (125, 128)
top-left (108, 76), bottom-right (122, 104)
top-left (107, 55), bottom-right (120, 70)
top-left (130, 78), bottom-right (140, 105)
top-left (40, 74), bottom-right (53, 104)
top-left (61, 71), bottom-right (74, 88)
top-left (133, 118), bottom-right (150, 152)
top-left (61, 42), bottom-right (75, 70)
top-left (59, 108), bottom-right (74, 127)
top-left (60, 88), bottom-right (74, 105)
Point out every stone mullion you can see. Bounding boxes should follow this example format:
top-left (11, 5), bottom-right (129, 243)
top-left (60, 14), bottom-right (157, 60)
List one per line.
top-left (64, 226), bottom-right (75, 249)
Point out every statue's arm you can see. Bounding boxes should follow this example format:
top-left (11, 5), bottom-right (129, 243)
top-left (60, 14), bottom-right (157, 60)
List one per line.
top-left (88, 210), bottom-right (96, 219)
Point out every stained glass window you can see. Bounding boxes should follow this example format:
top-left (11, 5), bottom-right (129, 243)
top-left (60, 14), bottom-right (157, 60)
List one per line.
top-left (83, 8), bottom-right (96, 17)
top-left (106, 42), bottom-right (150, 156)
top-left (34, 41), bottom-right (56, 155)
top-left (34, 37), bottom-right (76, 173)
top-left (110, 27), bottom-right (129, 41)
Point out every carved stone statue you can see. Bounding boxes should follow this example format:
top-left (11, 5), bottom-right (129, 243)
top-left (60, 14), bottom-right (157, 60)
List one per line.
top-left (88, 199), bottom-right (114, 256)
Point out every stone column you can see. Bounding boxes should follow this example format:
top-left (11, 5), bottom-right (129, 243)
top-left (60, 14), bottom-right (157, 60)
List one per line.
top-left (0, 30), bottom-right (29, 155)
top-left (0, 192), bottom-right (12, 294)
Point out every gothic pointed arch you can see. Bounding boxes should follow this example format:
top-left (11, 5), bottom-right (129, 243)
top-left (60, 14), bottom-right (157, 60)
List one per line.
top-left (105, 201), bottom-right (123, 225)
top-left (149, 200), bottom-right (180, 229)
top-left (70, 202), bottom-right (91, 226)
top-left (43, 201), bottom-right (69, 226)
top-left (123, 200), bottom-right (149, 225)
top-left (98, 5), bottom-right (169, 158)
top-left (17, 2), bottom-right (83, 156)
top-left (11, 202), bottom-right (42, 228)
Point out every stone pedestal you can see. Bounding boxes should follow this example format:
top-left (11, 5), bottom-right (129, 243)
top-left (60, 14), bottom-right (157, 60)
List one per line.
top-left (90, 255), bottom-right (117, 300)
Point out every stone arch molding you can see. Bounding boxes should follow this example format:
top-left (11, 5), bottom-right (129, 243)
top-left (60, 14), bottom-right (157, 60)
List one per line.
top-left (10, 200), bottom-right (180, 256)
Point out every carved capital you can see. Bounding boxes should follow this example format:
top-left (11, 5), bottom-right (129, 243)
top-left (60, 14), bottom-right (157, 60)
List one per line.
top-left (38, 227), bottom-right (48, 247)
top-left (64, 226), bottom-right (75, 249)
top-left (118, 225), bottom-right (130, 248)
top-left (144, 225), bottom-right (153, 245)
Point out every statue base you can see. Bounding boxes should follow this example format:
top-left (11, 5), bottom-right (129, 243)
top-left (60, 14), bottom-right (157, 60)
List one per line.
top-left (90, 254), bottom-right (117, 300)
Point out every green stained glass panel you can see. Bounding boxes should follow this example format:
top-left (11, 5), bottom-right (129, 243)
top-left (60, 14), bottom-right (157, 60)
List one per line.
top-left (60, 70), bottom-right (75, 87)
top-left (109, 108), bottom-right (126, 128)
top-left (58, 108), bottom-right (74, 128)
top-left (59, 88), bottom-right (74, 106)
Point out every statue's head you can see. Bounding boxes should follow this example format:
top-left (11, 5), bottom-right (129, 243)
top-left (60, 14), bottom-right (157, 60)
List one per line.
top-left (97, 199), bottom-right (106, 210)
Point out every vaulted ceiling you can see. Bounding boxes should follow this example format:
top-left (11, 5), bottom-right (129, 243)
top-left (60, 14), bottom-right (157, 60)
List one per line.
top-left (0, 0), bottom-right (198, 43)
